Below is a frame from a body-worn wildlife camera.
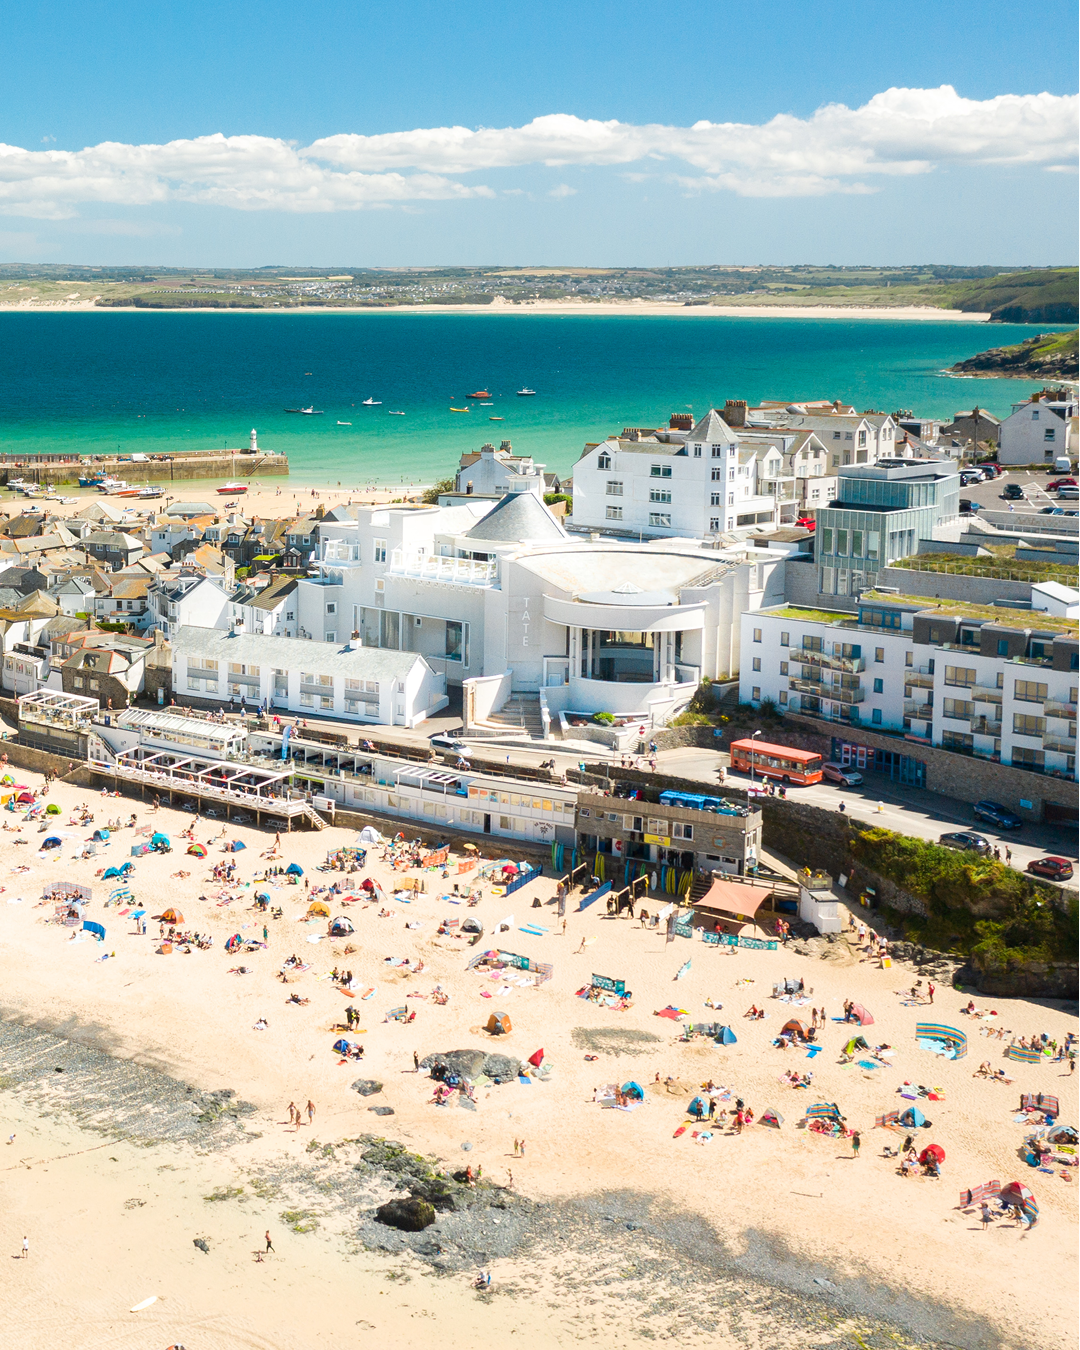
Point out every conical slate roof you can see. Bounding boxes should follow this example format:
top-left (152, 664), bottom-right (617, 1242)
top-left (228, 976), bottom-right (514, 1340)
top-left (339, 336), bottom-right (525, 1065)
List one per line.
top-left (464, 491), bottom-right (567, 543)
top-left (688, 409), bottom-right (740, 445)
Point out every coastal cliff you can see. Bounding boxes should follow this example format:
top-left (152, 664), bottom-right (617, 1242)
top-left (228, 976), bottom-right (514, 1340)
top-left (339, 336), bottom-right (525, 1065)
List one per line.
top-left (949, 329), bottom-right (1078, 380)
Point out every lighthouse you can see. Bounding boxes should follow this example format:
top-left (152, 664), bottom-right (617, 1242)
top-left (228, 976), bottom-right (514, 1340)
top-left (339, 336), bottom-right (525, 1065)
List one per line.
top-left (250, 428), bottom-right (258, 453)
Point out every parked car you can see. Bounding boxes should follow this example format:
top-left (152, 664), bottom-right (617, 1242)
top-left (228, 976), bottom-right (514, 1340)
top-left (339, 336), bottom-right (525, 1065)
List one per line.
top-left (1002, 484), bottom-right (1025, 500)
top-left (1040, 506), bottom-right (1066, 515)
top-left (1057, 485), bottom-right (1079, 500)
top-left (973, 799), bottom-right (1023, 830)
top-left (959, 499), bottom-right (981, 515)
top-left (938, 831), bottom-right (991, 855)
top-left (822, 762), bottom-right (863, 786)
top-left (978, 464), bottom-right (1002, 478)
top-left (795, 516), bottom-right (816, 530)
top-left (1047, 477), bottom-right (1077, 490)
top-left (430, 732), bottom-right (472, 753)
top-left (1025, 856), bottom-right (1074, 881)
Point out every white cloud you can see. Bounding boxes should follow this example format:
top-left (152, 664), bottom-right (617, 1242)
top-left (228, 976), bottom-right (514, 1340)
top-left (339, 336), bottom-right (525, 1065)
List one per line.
top-left (548, 183), bottom-right (577, 198)
top-left (0, 87), bottom-right (1073, 217)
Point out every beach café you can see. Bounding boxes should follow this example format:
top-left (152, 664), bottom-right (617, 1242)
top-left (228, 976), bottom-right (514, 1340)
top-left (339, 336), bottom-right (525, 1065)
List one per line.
top-left (691, 876), bottom-right (776, 936)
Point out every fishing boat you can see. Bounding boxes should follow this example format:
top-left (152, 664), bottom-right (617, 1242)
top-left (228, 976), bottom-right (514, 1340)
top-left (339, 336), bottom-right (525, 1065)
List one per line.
top-left (284, 406), bottom-right (324, 414)
top-left (138, 484), bottom-right (165, 499)
top-left (112, 486), bottom-right (144, 498)
top-left (217, 481), bottom-right (248, 495)
top-left (489, 416), bottom-right (505, 421)
top-left (337, 420), bottom-right (352, 426)
top-left (77, 474), bottom-right (105, 488)
top-left (97, 477), bottom-right (129, 493)
top-left (449, 406), bottom-right (470, 413)
top-left (362, 398), bottom-right (382, 406)
top-left (467, 389), bottom-right (490, 399)
top-left (516, 388), bottom-right (536, 396)
top-left (388, 410), bottom-right (405, 416)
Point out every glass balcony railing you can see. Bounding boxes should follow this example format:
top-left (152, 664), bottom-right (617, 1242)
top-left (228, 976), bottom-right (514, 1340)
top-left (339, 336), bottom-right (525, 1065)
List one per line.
top-left (903, 700), bottom-right (931, 718)
top-left (1042, 734), bottom-right (1077, 755)
top-left (798, 650), bottom-right (865, 674)
top-left (1045, 699), bottom-right (1078, 718)
top-left (970, 718), bottom-right (1002, 736)
top-left (905, 668), bottom-right (934, 688)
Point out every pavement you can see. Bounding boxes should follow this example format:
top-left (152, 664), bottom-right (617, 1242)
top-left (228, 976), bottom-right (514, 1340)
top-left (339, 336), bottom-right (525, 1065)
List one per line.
top-left (653, 745), bottom-right (1078, 879)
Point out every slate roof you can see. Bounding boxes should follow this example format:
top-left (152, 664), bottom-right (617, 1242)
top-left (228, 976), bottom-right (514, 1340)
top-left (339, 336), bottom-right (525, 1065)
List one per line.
top-left (463, 491), bottom-right (567, 544)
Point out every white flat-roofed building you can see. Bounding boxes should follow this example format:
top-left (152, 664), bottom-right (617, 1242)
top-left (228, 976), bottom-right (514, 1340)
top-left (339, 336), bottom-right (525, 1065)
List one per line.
top-left (740, 596), bottom-right (1078, 783)
top-left (115, 706), bottom-right (249, 758)
top-left (170, 625), bottom-right (448, 727)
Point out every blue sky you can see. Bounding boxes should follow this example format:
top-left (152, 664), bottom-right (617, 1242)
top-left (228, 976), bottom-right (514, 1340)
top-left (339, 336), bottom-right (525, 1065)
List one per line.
top-left (0, 0), bottom-right (1076, 266)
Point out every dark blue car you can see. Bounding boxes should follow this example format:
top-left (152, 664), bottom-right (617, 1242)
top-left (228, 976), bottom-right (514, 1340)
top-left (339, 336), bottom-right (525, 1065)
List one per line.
top-left (973, 800), bottom-right (1023, 830)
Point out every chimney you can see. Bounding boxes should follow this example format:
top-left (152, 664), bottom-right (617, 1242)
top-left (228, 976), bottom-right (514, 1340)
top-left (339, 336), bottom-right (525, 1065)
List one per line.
top-left (669, 413), bottom-right (693, 430)
top-left (722, 400), bottom-right (747, 428)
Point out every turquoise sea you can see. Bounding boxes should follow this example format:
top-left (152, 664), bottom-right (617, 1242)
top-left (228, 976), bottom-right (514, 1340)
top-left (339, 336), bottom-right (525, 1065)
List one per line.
top-left (0, 311), bottom-right (1065, 486)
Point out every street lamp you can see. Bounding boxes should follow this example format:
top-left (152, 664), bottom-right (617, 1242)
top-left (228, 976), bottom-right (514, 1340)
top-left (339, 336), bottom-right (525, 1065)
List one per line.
top-left (750, 729), bottom-right (762, 791)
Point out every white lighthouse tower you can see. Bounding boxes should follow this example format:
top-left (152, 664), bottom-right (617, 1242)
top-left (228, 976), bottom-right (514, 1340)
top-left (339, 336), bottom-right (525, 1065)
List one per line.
top-left (249, 428), bottom-right (258, 453)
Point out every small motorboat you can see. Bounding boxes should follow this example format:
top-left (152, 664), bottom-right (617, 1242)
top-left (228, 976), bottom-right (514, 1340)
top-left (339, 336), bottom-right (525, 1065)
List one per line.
top-left (467, 389), bottom-right (490, 399)
top-left (388, 410), bottom-right (405, 416)
top-left (516, 388), bottom-right (536, 396)
top-left (138, 484), bottom-right (164, 498)
top-left (113, 486), bottom-right (143, 498)
top-left (284, 406), bottom-right (323, 414)
top-left (450, 406), bottom-right (470, 413)
top-left (337, 420), bottom-right (352, 426)
top-left (217, 481), bottom-right (248, 495)
top-left (489, 416), bottom-right (504, 421)
top-left (362, 398), bottom-right (382, 406)
top-left (479, 402), bottom-right (494, 406)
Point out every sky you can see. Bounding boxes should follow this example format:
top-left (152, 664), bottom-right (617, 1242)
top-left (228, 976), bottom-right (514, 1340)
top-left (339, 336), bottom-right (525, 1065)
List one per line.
top-left (0, 0), bottom-right (1077, 267)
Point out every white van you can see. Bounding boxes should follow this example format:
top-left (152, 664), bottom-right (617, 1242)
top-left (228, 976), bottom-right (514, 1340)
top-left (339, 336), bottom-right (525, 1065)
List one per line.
top-left (1053, 455), bottom-right (1072, 473)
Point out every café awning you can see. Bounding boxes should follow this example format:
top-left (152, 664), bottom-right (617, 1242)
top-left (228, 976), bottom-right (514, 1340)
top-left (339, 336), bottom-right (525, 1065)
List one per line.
top-left (692, 877), bottom-right (774, 930)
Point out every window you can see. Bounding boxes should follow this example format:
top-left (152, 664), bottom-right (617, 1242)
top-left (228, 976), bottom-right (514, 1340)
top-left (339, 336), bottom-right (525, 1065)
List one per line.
top-left (605, 505), bottom-right (623, 521)
top-left (649, 488), bottom-right (672, 503)
top-left (943, 698), bottom-right (973, 719)
top-left (1011, 746), bottom-right (1045, 771)
top-left (779, 690), bottom-right (788, 704)
top-left (605, 480), bottom-right (623, 496)
top-left (832, 431), bottom-right (841, 440)
top-left (779, 632), bottom-right (789, 647)
top-left (858, 430), bottom-right (866, 447)
top-left (752, 628), bottom-right (762, 643)
top-left (326, 602), bottom-right (336, 615)
top-left (597, 451), bottom-right (611, 469)
top-left (299, 691), bottom-right (314, 707)
top-left (710, 518), bottom-right (720, 531)
top-left (905, 651), bottom-right (913, 667)
top-left (1013, 713), bottom-right (1046, 737)
top-left (751, 686), bottom-right (761, 700)
top-left (779, 661), bottom-right (788, 676)
top-left (836, 529), bottom-right (848, 555)
top-left (873, 678), bottom-right (883, 693)
top-left (728, 467), bottom-right (735, 480)
top-left (752, 657), bottom-right (761, 672)
top-left (711, 445), bottom-right (723, 457)
top-left (324, 632), bottom-right (335, 643)
top-left (445, 620), bottom-right (464, 663)
top-left (346, 678), bottom-right (360, 691)
top-left (1044, 427), bottom-right (1056, 442)
top-left (944, 665), bottom-right (976, 688)
top-left (648, 513), bottom-right (671, 527)
top-left (850, 530), bottom-right (863, 556)
top-left (867, 532), bottom-right (879, 560)
top-left (672, 822), bottom-right (693, 840)
top-left (711, 467), bottom-right (722, 481)
top-left (649, 464), bottom-right (672, 478)
top-left (320, 695), bottom-right (333, 710)
top-left (710, 492), bottom-right (721, 506)
top-left (871, 709), bottom-right (882, 725)
top-left (875, 647), bottom-right (884, 663)
top-left (1014, 680), bottom-right (1047, 703)
top-left (728, 493), bottom-right (735, 506)
top-left (820, 527), bottom-right (833, 554)
top-left (373, 539), bottom-right (387, 563)
top-left (693, 445), bottom-right (701, 457)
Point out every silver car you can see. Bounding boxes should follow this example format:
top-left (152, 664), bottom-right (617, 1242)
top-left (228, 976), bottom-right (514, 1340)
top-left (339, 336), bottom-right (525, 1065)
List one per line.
top-left (822, 762), bottom-right (864, 786)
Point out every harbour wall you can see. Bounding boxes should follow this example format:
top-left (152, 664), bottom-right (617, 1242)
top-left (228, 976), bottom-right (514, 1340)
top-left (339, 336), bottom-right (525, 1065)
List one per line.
top-left (0, 452), bottom-right (289, 486)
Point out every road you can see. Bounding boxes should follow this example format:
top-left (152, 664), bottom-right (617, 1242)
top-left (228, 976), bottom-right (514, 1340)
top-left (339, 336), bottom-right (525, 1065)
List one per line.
top-left (654, 746), bottom-right (1078, 879)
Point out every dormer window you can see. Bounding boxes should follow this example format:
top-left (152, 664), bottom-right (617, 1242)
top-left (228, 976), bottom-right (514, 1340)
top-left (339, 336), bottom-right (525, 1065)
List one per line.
top-left (597, 452), bottom-right (611, 470)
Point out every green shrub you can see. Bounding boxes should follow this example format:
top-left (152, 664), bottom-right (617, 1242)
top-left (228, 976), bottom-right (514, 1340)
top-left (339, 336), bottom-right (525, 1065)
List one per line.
top-left (592, 711), bottom-right (616, 725)
top-left (422, 478), bottom-right (455, 504)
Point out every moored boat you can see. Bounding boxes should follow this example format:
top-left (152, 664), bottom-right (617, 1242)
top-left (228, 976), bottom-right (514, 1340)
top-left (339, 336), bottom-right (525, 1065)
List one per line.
top-left (217, 481), bottom-right (248, 495)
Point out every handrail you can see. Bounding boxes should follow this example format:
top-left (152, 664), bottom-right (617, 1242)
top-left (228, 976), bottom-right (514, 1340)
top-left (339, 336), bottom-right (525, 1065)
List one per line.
top-left (89, 759), bottom-right (307, 813)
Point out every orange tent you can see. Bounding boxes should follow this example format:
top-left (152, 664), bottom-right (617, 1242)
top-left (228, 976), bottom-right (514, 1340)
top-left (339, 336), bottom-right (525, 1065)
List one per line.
top-left (158, 908), bottom-right (184, 925)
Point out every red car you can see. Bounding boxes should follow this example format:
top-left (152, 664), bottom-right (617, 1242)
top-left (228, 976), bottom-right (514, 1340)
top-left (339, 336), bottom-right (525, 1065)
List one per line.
top-left (1048, 477), bottom-right (1077, 489)
top-left (795, 516), bottom-right (816, 531)
top-left (1026, 856), bottom-right (1074, 881)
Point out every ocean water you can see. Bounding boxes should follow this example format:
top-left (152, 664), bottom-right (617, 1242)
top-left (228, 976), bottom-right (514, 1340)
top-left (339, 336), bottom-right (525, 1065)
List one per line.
top-left (0, 311), bottom-right (1063, 486)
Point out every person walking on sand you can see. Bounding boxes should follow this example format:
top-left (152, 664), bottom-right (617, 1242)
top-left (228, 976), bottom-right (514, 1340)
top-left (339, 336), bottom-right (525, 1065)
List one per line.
top-left (927, 982), bottom-right (935, 1005)
top-left (518, 1139), bottom-right (525, 1157)
top-left (287, 1101), bottom-right (297, 1127)
top-left (507, 1169), bottom-right (514, 1188)
top-left (513, 1138), bottom-right (520, 1156)
top-left (306, 1100), bottom-right (315, 1125)
top-left (21, 1235), bottom-right (29, 1258)
top-left (413, 1051), bottom-right (420, 1072)
top-left (851, 1131), bottom-right (861, 1158)
top-left (265, 1230), bottom-right (274, 1253)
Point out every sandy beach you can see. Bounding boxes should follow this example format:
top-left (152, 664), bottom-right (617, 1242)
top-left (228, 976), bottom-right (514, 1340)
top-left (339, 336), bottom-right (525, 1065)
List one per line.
top-left (0, 764), bottom-right (1076, 1349)
top-left (0, 299), bottom-right (994, 321)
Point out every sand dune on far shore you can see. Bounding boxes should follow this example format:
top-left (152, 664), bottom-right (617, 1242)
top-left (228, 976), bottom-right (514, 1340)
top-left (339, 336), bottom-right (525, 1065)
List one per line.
top-left (0, 766), bottom-right (1075, 1349)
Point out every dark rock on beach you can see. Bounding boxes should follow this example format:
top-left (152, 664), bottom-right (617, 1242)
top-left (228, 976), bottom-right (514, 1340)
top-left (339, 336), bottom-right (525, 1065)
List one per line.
top-left (351, 1078), bottom-right (383, 1096)
top-left (375, 1196), bottom-right (436, 1231)
top-left (419, 1048), bottom-right (522, 1082)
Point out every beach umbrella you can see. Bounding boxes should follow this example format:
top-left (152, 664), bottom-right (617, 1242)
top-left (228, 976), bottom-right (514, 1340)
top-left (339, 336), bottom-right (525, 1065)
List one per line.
top-left (1001, 1181), bottom-right (1034, 1205)
top-left (187, 843), bottom-right (207, 857)
top-left (286, 863), bottom-right (303, 876)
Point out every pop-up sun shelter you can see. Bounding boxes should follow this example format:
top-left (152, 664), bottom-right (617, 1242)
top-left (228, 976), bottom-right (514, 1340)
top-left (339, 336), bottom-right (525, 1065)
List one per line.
top-left (899, 1105), bottom-right (930, 1129)
top-left (41, 836), bottom-right (62, 850)
top-left (621, 1081), bottom-right (644, 1101)
top-left (715, 1025), bottom-right (737, 1045)
top-left (157, 908), bottom-right (184, 925)
top-left (286, 863), bottom-right (303, 876)
top-left (187, 843), bottom-right (207, 857)
top-left (306, 900), bottom-right (331, 918)
top-left (486, 1011), bottom-right (512, 1035)
top-left (848, 1003), bottom-right (874, 1025)
top-left (329, 916), bottom-right (354, 936)
top-left (760, 1107), bottom-right (784, 1128)
top-left (842, 1036), bottom-right (870, 1057)
top-left (780, 1019), bottom-right (810, 1041)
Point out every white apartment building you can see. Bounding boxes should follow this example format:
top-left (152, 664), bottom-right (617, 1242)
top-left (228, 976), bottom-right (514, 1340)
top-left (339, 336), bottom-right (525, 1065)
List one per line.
top-left (572, 410), bottom-right (780, 539)
top-left (297, 490), bottom-right (795, 723)
top-left (997, 390), bottom-right (1076, 466)
top-left (147, 574), bottom-right (234, 639)
top-left (740, 596), bottom-right (1078, 783)
top-left (171, 626), bottom-right (448, 727)
top-left (742, 402), bottom-right (901, 470)
top-left (454, 441), bottom-right (548, 496)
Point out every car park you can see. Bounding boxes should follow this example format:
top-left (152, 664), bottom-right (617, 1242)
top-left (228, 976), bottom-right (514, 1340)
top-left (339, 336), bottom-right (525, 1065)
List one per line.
top-left (1056, 485), bottom-right (1079, 500)
top-left (973, 799), bottom-right (1023, 830)
top-left (1047, 477), bottom-right (1077, 490)
top-left (1002, 484), bottom-right (1025, 500)
top-left (1025, 856), bottom-right (1074, 881)
top-left (821, 762), bottom-right (864, 786)
top-left (938, 831), bottom-right (991, 855)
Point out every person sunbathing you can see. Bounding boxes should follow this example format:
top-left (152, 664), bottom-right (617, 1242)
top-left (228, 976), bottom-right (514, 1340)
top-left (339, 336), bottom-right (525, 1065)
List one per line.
top-left (974, 1061), bottom-right (992, 1078)
top-left (744, 1005), bottom-right (760, 1018)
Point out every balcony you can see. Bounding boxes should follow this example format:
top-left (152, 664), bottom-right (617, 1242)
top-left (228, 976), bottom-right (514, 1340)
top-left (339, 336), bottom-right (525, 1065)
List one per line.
top-left (970, 718), bottom-right (1002, 736)
top-left (905, 667), bottom-right (934, 688)
top-left (1045, 699), bottom-right (1078, 718)
top-left (388, 550), bottom-right (498, 587)
top-left (1042, 735), bottom-right (1077, 755)
top-left (972, 684), bottom-right (1004, 705)
top-left (799, 650), bottom-right (865, 674)
top-left (903, 699), bottom-right (931, 718)
top-left (791, 676), bottom-right (864, 705)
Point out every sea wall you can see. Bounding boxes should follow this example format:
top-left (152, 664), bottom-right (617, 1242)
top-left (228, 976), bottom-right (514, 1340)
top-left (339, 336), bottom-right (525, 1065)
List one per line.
top-left (0, 452), bottom-right (289, 486)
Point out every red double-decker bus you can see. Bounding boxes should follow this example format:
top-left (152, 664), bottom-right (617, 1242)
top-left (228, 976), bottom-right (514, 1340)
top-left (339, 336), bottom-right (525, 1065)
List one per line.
top-left (729, 738), bottom-right (823, 786)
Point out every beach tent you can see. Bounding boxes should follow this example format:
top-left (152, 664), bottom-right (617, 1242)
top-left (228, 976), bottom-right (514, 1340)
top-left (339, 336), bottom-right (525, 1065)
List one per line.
top-left (41, 836), bottom-right (62, 850)
top-left (187, 843), bottom-right (207, 857)
top-left (151, 833), bottom-right (171, 851)
top-left (358, 826), bottom-right (382, 845)
top-left (332, 1038), bottom-right (353, 1056)
top-left (255, 891), bottom-right (271, 904)
top-left (715, 1026), bottom-right (737, 1046)
top-left (101, 865), bottom-right (130, 880)
top-left (329, 916), bottom-right (354, 936)
top-left (915, 1023), bottom-right (967, 1059)
top-left (780, 1019), bottom-right (810, 1041)
top-left (688, 1096), bottom-right (707, 1118)
top-left (93, 828), bottom-right (110, 842)
top-left (485, 1010), bottom-right (512, 1036)
top-left (842, 1036), bottom-right (870, 1057)
top-left (760, 1107), bottom-right (784, 1129)
top-left (157, 908), bottom-right (184, 924)
top-left (1001, 1181), bottom-right (1039, 1226)
top-left (286, 863), bottom-right (304, 876)
top-left (899, 1106), bottom-right (930, 1128)
top-left (849, 1003), bottom-right (874, 1025)
top-left (17, 792), bottom-right (34, 803)
top-left (306, 900), bottom-right (331, 918)
top-left (461, 916), bottom-right (484, 936)
top-left (1047, 1125), bottom-right (1078, 1146)
top-left (227, 839), bottom-right (246, 852)
top-left (919, 1143), bottom-right (946, 1165)
top-left (527, 1048), bottom-right (545, 1068)
top-left (81, 920), bottom-right (105, 941)
top-left (45, 803), bottom-right (60, 815)
top-left (621, 1081), bottom-right (644, 1101)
